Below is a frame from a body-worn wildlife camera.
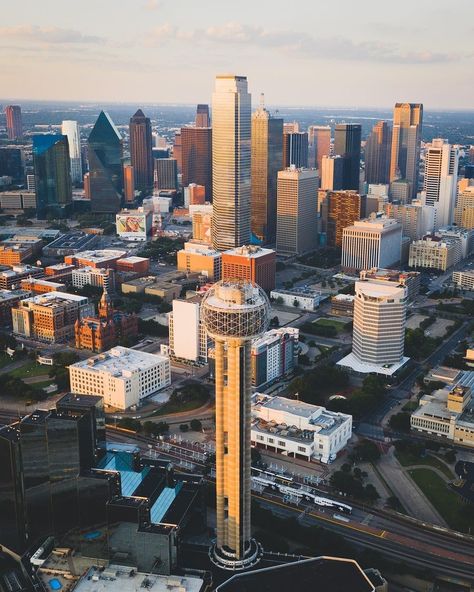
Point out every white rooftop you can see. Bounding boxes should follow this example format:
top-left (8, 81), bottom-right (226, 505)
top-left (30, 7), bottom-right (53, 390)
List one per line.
top-left (356, 280), bottom-right (406, 300)
top-left (73, 249), bottom-right (127, 262)
top-left (224, 245), bottom-right (275, 258)
top-left (117, 256), bottom-right (149, 263)
top-left (337, 352), bottom-right (410, 376)
top-left (74, 566), bottom-right (203, 592)
top-left (23, 291), bottom-right (88, 305)
top-left (71, 346), bottom-right (168, 376)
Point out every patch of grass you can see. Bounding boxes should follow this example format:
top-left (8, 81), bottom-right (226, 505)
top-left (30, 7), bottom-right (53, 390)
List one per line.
top-left (0, 352), bottom-right (15, 369)
top-left (31, 380), bottom-right (57, 392)
top-left (150, 398), bottom-right (209, 417)
top-left (402, 400), bottom-right (419, 412)
top-left (8, 361), bottom-right (51, 379)
top-left (396, 451), bottom-right (454, 479)
top-left (408, 468), bottom-right (465, 532)
top-left (312, 318), bottom-right (348, 332)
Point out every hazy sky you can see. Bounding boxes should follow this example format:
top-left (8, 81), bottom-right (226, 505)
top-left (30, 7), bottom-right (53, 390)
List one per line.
top-left (2, 0), bottom-right (473, 109)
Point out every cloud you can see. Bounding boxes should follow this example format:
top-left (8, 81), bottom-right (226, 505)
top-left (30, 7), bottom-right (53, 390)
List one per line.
top-left (143, 0), bottom-right (162, 10)
top-left (0, 25), bottom-right (104, 45)
top-left (145, 21), bottom-right (458, 65)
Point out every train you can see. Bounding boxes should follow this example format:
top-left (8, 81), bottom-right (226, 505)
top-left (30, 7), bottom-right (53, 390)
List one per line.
top-left (251, 467), bottom-right (294, 486)
top-left (251, 475), bottom-right (352, 515)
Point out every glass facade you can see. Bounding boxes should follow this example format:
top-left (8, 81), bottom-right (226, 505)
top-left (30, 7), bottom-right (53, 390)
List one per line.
top-left (33, 134), bottom-right (72, 219)
top-left (334, 124), bottom-right (362, 191)
top-left (88, 111), bottom-right (124, 213)
top-left (0, 147), bottom-right (24, 183)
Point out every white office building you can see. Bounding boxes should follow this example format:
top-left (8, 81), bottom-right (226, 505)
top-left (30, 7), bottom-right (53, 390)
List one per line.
top-left (338, 279), bottom-right (408, 376)
top-left (69, 346), bottom-right (171, 410)
top-left (62, 120), bottom-right (83, 184)
top-left (251, 393), bottom-right (352, 464)
top-left (452, 270), bottom-right (474, 291)
top-left (270, 286), bottom-right (321, 310)
top-left (383, 201), bottom-right (436, 241)
top-left (423, 139), bottom-right (459, 228)
top-left (72, 266), bottom-right (115, 291)
top-left (168, 297), bottom-right (209, 363)
top-left (341, 215), bottom-right (402, 273)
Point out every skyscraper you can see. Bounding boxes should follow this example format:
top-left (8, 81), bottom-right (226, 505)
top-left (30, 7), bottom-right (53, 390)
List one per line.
top-left (181, 127), bottom-right (212, 201)
top-left (33, 134), bottom-right (72, 219)
top-left (5, 105), bottom-right (23, 140)
top-left (123, 164), bottom-right (135, 203)
top-left (325, 190), bottom-right (362, 247)
top-left (276, 167), bottom-right (318, 255)
top-left (88, 111), bottom-right (123, 213)
top-left (251, 97), bottom-right (283, 244)
top-left (195, 104), bottom-right (210, 127)
top-left (201, 280), bottom-right (269, 570)
top-left (0, 148), bottom-right (24, 183)
top-left (390, 103), bottom-right (423, 200)
top-left (320, 155), bottom-right (344, 191)
top-left (212, 75), bottom-right (251, 250)
top-left (423, 138), bottom-right (459, 227)
top-left (154, 158), bottom-right (178, 191)
top-left (129, 109), bottom-right (153, 193)
top-left (308, 125), bottom-right (331, 172)
top-left (282, 131), bottom-right (308, 168)
top-left (334, 124), bottom-right (361, 190)
top-left (365, 121), bottom-right (392, 185)
top-left (62, 120), bottom-right (83, 185)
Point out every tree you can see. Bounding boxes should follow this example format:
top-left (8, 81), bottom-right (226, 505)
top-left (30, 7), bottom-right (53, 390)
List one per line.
top-left (352, 440), bottom-right (381, 463)
top-left (179, 423), bottom-right (189, 432)
top-left (389, 412), bottom-right (411, 433)
top-left (190, 419), bottom-right (202, 431)
top-left (293, 299), bottom-right (300, 307)
top-left (364, 484), bottom-right (380, 502)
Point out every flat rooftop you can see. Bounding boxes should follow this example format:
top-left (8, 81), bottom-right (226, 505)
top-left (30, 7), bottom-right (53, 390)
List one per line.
top-left (57, 392), bottom-right (103, 408)
top-left (117, 256), bottom-right (149, 264)
top-left (223, 245), bottom-right (275, 258)
top-left (0, 288), bottom-right (29, 301)
top-left (337, 352), bottom-right (410, 377)
top-left (73, 249), bottom-right (128, 262)
top-left (71, 346), bottom-right (168, 376)
top-left (74, 566), bottom-right (203, 592)
top-left (271, 286), bottom-right (320, 298)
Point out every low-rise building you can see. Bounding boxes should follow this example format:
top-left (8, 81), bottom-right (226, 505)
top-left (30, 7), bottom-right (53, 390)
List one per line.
top-left (0, 240), bottom-right (41, 265)
top-left (44, 262), bottom-right (76, 283)
top-left (251, 328), bottom-right (299, 389)
top-left (330, 294), bottom-right (355, 317)
top-left (438, 226), bottom-right (474, 259)
top-left (0, 289), bottom-right (30, 326)
top-left (116, 256), bottom-right (150, 275)
top-left (20, 277), bottom-right (66, 294)
top-left (42, 231), bottom-right (99, 257)
top-left (177, 242), bottom-right (222, 281)
top-left (69, 346), bottom-right (171, 410)
top-left (12, 291), bottom-right (94, 343)
top-left (411, 375), bottom-right (474, 447)
top-left (251, 393), bottom-right (352, 463)
top-left (116, 207), bottom-right (153, 241)
top-left (72, 266), bottom-right (116, 291)
top-left (408, 235), bottom-right (462, 271)
top-left (0, 264), bottom-right (44, 290)
top-left (270, 286), bottom-right (321, 311)
top-left (0, 191), bottom-right (36, 210)
top-left (65, 249), bottom-right (127, 269)
top-left (453, 270), bottom-right (474, 291)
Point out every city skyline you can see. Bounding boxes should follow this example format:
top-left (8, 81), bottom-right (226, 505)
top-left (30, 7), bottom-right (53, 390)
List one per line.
top-left (1, 0), bottom-right (473, 109)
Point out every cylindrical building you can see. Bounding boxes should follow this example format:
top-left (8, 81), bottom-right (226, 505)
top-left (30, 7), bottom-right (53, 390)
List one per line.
top-left (201, 281), bottom-right (269, 570)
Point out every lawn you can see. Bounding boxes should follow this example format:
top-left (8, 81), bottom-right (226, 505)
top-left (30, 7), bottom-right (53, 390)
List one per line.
top-left (8, 361), bottom-right (51, 379)
top-left (150, 397), bottom-right (210, 417)
top-left (312, 318), bottom-right (348, 332)
top-left (408, 468), bottom-right (466, 532)
top-left (31, 379), bottom-right (57, 392)
top-left (0, 352), bottom-right (15, 369)
top-left (396, 451), bottom-right (454, 479)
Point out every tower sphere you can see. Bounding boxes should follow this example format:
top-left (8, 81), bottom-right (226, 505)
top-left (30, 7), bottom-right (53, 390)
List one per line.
top-left (200, 280), bottom-right (270, 340)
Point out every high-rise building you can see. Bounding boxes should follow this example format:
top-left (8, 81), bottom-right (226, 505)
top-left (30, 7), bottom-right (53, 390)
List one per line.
top-left (308, 125), bottom-right (331, 172)
top-left (33, 135), bottom-right (72, 219)
top-left (154, 158), bottom-right (178, 191)
top-left (320, 155), bottom-right (344, 190)
top-left (334, 124), bottom-right (361, 190)
top-left (325, 190), bottom-right (362, 247)
top-left (276, 167), bottom-right (318, 255)
top-left (338, 279), bottom-right (408, 376)
top-left (211, 75), bottom-right (251, 250)
top-left (61, 120), bottom-right (83, 184)
top-left (222, 245), bottom-right (276, 292)
top-left (129, 109), bottom-right (153, 193)
top-left (341, 216), bottom-right (402, 273)
top-left (283, 121), bottom-right (299, 133)
top-left (181, 126), bottom-right (212, 201)
top-left (5, 105), bottom-right (23, 140)
top-left (423, 138), bottom-right (459, 227)
top-left (282, 131), bottom-right (308, 168)
top-left (365, 121), bottom-right (392, 185)
top-left (168, 296), bottom-right (209, 363)
top-left (172, 131), bottom-right (182, 174)
top-left (390, 103), bottom-right (423, 200)
top-left (184, 183), bottom-right (206, 206)
top-left (195, 104), bottom-right (210, 127)
top-left (201, 280), bottom-right (270, 570)
top-left (0, 147), bottom-right (24, 184)
top-left (251, 97), bottom-right (283, 244)
top-left (383, 201), bottom-right (436, 240)
top-left (123, 164), bottom-right (135, 203)
top-left (454, 184), bottom-right (474, 229)
top-left (88, 111), bottom-right (123, 213)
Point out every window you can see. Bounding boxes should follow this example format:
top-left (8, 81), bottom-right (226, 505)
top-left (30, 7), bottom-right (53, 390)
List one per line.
top-left (278, 440), bottom-right (286, 447)
top-left (297, 446), bottom-right (306, 453)
top-left (268, 438), bottom-right (274, 444)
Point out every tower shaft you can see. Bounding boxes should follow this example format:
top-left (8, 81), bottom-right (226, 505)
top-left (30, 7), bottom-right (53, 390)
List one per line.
top-left (215, 339), bottom-right (251, 557)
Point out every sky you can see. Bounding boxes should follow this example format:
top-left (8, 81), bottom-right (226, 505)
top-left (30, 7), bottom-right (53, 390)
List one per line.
top-left (1, 0), bottom-right (473, 109)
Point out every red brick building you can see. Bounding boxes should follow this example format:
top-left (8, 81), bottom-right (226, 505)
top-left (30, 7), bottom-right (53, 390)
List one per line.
top-left (222, 246), bottom-right (276, 292)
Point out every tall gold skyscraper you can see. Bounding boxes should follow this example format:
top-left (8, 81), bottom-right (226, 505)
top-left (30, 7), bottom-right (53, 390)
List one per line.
top-left (251, 95), bottom-right (283, 244)
top-left (201, 280), bottom-right (269, 570)
top-left (390, 103), bottom-right (423, 200)
top-left (212, 75), bottom-right (251, 251)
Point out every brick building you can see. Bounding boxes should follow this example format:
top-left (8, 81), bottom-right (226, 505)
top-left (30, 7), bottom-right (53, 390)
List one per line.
top-left (222, 245), bottom-right (276, 292)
